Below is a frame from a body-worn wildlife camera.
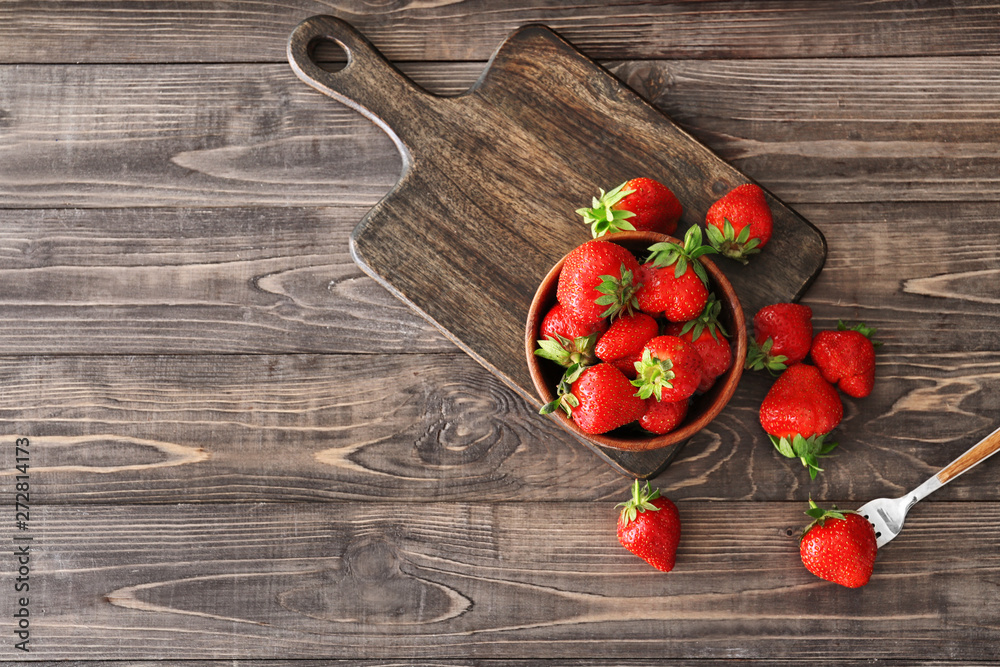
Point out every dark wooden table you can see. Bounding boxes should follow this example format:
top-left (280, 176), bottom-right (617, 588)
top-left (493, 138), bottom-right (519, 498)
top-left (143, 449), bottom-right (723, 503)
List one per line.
top-left (2, 1), bottom-right (1000, 663)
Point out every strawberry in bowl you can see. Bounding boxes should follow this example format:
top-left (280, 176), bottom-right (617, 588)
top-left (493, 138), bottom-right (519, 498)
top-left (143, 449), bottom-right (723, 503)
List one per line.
top-left (526, 230), bottom-right (747, 453)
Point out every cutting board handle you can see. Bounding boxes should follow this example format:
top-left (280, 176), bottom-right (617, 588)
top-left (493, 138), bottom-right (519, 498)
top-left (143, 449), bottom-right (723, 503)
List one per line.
top-left (287, 15), bottom-right (428, 154)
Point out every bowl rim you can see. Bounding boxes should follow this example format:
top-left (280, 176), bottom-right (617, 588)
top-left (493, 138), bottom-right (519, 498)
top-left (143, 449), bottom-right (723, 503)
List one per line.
top-left (524, 230), bottom-right (747, 452)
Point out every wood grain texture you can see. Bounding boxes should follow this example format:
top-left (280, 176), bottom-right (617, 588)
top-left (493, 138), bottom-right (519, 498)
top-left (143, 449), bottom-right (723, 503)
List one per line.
top-left (0, 202), bottom-right (998, 359)
top-left (3, 1), bottom-right (1000, 662)
top-left (3, 58), bottom-right (999, 209)
top-left (290, 17), bottom-right (824, 478)
top-left (0, 353), bottom-right (627, 504)
top-left (0, 207), bottom-right (450, 354)
top-left (2, 0), bottom-right (1000, 63)
top-left (12, 501), bottom-right (1000, 660)
top-left (0, 64), bottom-right (402, 208)
top-left (798, 201), bottom-right (1000, 353)
top-left (609, 57), bottom-right (1000, 204)
top-left (2, 352), bottom-right (999, 505)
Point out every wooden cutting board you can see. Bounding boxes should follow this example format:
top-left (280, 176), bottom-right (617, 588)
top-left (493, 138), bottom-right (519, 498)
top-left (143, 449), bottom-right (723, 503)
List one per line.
top-left (288, 16), bottom-right (827, 478)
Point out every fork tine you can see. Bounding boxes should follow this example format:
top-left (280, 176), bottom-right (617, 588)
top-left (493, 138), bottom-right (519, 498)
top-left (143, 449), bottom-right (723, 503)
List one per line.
top-left (856, 500), bottom-right (900, 548)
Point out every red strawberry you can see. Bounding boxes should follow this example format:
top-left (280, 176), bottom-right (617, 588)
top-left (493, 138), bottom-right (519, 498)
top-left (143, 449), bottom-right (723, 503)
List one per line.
top-left (609, 350), bottom-right (643, 379)
top-left (616, 479), bottom-right (681, 572)
top-left (705, 183), bottom-right (773, 264)
top-left (534, 304), bottom-right (607, 368)
top-left (595, 312), bottom-right (659, 364)
top-left (578, 178), bottom-right (683, 237)
top-left (631, 335), bottom-right (703, 403)
top-left (540, 363), bottom-right (644, 435)
top-left (636, 226), bottom-right (715, 322)
top-left (640, 397), bottom-right (689, 434)
top-left (746, 303), bottom-right (813, 373)
top-left (541, 303), bottom-right (608, 342)
top-left (556, 240), bottom-right (642, 326)
top-left (636, 261), bottom-right (709, 322)
top-left (665, 297), bottom-right (732, 392)
top-left (800, 500), bottom-right (877, 588)
top-left (811, 321), bottom-right (880, 398)
top-left (759, 363), bottom-right (843, 478)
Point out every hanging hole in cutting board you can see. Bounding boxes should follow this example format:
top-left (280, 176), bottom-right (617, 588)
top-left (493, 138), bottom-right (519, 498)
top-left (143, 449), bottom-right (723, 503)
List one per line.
top-left (311, 37), bottom-right (349, 73)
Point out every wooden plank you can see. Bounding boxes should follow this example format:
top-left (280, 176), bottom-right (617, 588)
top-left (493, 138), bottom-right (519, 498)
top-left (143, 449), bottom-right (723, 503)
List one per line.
top-left (609, 58), bottom-right (1000, 204)
top-left (0, 202), bottom-right (996, 360)
top-left (10, 501), bottom-right (1000, 660)
top-left (3, 350), bottom-right (999, 505)
top-left (0, 353), bottom-right (627, 504)
top-left (0, 207), bottom-right (448, 354)
top-left (2, 1), bottom-right (1000, 63)
top-left (0, 202), bottom-right (992, 350)
top-left (0, 64), bottom-right (401, 208)
top-left (796, 201), bottom-right (1000, 351)
top-left (2, 58), bottom-right (999, 209)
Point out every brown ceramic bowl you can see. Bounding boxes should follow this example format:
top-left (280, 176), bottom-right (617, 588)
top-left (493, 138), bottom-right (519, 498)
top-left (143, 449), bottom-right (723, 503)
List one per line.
top-left (525, 231), bottom-right (747, 452)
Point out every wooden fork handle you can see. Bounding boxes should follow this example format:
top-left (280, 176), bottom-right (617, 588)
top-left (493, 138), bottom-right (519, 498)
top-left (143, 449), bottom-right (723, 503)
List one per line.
top-left (937, 425), bottom-right (1000, 484)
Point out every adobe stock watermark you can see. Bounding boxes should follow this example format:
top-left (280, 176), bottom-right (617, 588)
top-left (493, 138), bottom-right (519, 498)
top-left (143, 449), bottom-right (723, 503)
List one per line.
top-left (11, 437), bottom-right (32, 653)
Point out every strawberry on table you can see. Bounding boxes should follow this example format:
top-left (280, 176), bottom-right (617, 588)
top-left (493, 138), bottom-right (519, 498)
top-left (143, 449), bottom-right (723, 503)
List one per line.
top-left (704, 183), bottom-right (773, 264)
top-left (799, 499), bottom-right (877, 588)
top-left (556, 240), bottom-right (642, 326)
top-left (636, 226), bottom-right (715, 322)
top-left (631, 335), bottom-right (703, 403)
top-left (746, 302), bottom-right (813, 373)
top-left (759, 363), bottom-right (843, 478)
top-left (577, 177), bottom-right (683, 237)
top-left (640, 397), bottom-right (689, 434)
top-left (811, 321), bottom-right (880, 398)
top-left (540, 362), bottom-right (645, 435)
top-left (665, 296), bottom-right (732, 392)
top-left (616, 479), bottom-right (682, 572)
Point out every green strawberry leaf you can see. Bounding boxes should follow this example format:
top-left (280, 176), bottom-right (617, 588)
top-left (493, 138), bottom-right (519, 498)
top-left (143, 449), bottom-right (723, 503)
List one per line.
top-left (594, 266), bottom-right (641, 319)
top-left (770, 435), bottom-right (796, 459)
top-left (538, 363), bottom-right (585, 416)
top-left (534, 333), bottom-right (599, 368)
top-left (735, 223), bottom-right (751, 245)
top-left (801, 499), bottom-right (858, 541)
top-left (630, 348), bottom-right (675, 402)
top-left (534, 336), bottom-right (573, 365)
top-left (705, 223), bottom-right (726, 247)
top-left (673, 256), bottom-right (689, 279)
top-left (744, 337), bottom-right (788, 374)
top-left (645, 226), bottom-right (716, 280)
top-left (707, 216), bottom-right (762, 265)
top-left (616, 479), bottom-right (662, 524)
top-left (691, 259), bottom-right (710, 285)
top-left (768, 433), bottom-right (838, 479)
top-left (680, 296), bottom-right (728, 342)
top-left (577, 182), bottom-right (638, 237)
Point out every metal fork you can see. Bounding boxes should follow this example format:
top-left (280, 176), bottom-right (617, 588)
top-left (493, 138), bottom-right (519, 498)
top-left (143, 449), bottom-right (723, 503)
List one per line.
top-left (856, 424), bottom-right (1000, 548)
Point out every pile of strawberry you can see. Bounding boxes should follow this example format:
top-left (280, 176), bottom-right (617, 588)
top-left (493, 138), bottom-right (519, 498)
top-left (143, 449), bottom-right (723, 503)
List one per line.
top-left (748, 302), bottom-right (880, 479)
top-left (548, 177), bottom-right (885, 589)
top-left (614, 304), bottom-right (882, 588)
top-left (535, 178), bottom-right (771, 437)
